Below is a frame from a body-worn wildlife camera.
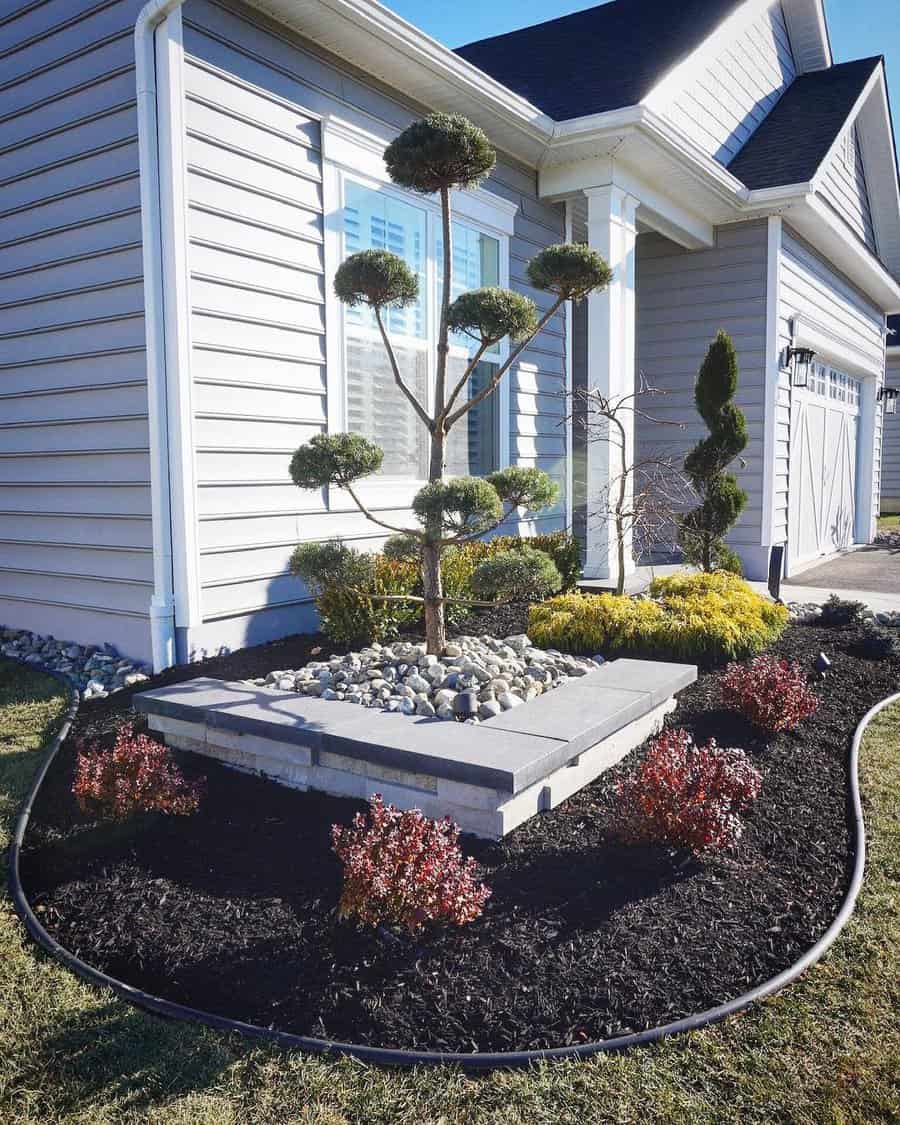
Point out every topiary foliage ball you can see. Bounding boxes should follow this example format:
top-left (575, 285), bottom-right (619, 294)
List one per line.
top-left (290, 433), bottom-right (383, 490)
top-left (334, 250), bottom-right (419, 309)
top-left (413, 476), bottom-right (503, 537)
top-left (527, 243), bottom-right (613, 301)
top-left (384, 113), bottom-right (496, 194)
top-left (382, 533), bottom-right (421, 560)
top-left (470, 546), bottom-right (562, 603)
top-left (289, 539), bottom-right (375, 595)
top-left (447, 287), bottom-right (538, 345)
top-left (487, 466), bottom-right (559, 511)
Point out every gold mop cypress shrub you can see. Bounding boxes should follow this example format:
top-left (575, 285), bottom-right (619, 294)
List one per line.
top-left (529, 572), bottom-right (788, 663)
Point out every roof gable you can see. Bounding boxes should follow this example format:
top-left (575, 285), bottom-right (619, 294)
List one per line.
top-left (817, 125), bottom-right (877, 251)
top-left (727, 57), bottom-right (881, 189)
top-left (455, 0), bottom-right (743, 120)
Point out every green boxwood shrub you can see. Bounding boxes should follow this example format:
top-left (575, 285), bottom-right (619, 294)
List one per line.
top-left (295, 530), bottom-right (581, 644)
top-left (529, 571), bottom-right (789, 664)
top-left (470, 546), bottom-right (562, 603)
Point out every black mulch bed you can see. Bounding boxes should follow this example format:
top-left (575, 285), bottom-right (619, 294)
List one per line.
top-left (19, 621), bottom-right (900, 1053)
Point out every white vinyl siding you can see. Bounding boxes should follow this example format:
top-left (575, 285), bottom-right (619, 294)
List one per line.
top-left (634, 221), bottom-right (770, 577)
top-left (0, 0), bottom-right (153, 661)
top-left (662, 1), bottom-right (795, 165)
top-left (180, 0), bottom-right (566, 657)
top-left (778, 226), bottom-right (885, 556)
top-left (817, 126), bottom-right (877, 252)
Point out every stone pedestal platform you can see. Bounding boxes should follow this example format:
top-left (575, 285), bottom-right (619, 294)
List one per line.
top-left (135, 658), bottom-right (696, 839)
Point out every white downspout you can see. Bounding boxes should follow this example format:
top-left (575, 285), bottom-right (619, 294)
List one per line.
top-left (135, 0), bottom-right (186, 671)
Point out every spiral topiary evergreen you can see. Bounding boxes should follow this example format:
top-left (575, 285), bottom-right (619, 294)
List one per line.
top-left (679, 330), bottom-right (748, 573)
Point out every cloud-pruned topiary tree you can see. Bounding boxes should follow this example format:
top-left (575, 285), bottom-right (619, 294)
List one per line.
top-left (678, 329), bottom-right (748, 573)
top-left (290, 112), bottom-right (611, 653)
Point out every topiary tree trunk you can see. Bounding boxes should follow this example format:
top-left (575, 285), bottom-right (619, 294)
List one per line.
top-left (289, 113), bottom-right (611, 653)
top-left (678, 330), bottom-right (748, 573)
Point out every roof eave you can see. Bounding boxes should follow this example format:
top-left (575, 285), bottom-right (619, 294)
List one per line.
top-left (251, 0), bottom-right (554, 164)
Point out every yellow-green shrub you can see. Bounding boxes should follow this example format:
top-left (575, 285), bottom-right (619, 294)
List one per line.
top-left (529, 571), bottom-right (788, 663)
top-left (305, 531), bottom-right (581, 644)
top-left (317, 555), bottom-right (419, 645)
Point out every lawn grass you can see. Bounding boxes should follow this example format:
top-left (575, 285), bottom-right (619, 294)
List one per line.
top-left (1, 655), bottom-right (898, 1124)
top-left (878, 513), bottom-right (900, 530)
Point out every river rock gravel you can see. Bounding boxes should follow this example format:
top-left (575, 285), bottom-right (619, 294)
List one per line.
top-left (247, 633), bottom-right (603, 721)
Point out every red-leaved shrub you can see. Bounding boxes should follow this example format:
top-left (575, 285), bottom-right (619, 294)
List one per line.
top-left (331, 795), bottom-right (491, 934)
top-left (617, 727), bottom-right (762, 854)
top-left (719, 655), bottom-right (819, 732)
top-left (73, 723), bottom-right (204, 821)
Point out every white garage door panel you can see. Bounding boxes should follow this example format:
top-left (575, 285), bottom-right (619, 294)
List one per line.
top-left (789, 363), bottom-right (861, 569)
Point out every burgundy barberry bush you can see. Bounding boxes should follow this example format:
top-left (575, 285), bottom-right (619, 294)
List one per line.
top-left (73, 723), bottom-right (204, 821)
top-left (617, 727), bottom-right (762, 854)
top-left (719, 655), bottom-right (819, 732)
top-left (331, 795), bottom-right (491, 935)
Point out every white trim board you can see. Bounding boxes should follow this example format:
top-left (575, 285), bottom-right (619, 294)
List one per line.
top-left (791, 313), bottom-right (884, 380)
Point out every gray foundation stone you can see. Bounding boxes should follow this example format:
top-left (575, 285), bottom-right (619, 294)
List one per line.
top-left (136, 656), bottom-right (697, 839)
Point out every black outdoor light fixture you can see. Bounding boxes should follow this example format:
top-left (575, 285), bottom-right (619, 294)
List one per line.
top-left (783, 344), bottom-right (816, 388)
top-left (878, 385), bottom-right (899, 415)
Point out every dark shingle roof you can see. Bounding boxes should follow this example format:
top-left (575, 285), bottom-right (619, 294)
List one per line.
top-left (728, 57), bottom-right (881, 189)
top-left (455, 0), bottom-right (742, 120)
top-left (888, 315), bottom-right (900, 348)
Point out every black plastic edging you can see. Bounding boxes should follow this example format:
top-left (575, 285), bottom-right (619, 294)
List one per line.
top-left (7, 656), bottom-right (895, 1072)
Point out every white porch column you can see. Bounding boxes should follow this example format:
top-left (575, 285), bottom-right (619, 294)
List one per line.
top-left (583, 185), bottom-right (639, 581)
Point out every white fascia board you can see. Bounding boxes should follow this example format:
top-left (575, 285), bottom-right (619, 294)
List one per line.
top-left (545, 105), bottom-right (645, 151)
top-left (265, 0), bottom-right (554, 156)
top-left (791, 194), bottom-right (900, 312)
top-left (744, 183), bottom-right (814, 207)
top-left (540, 156), bottom-right (715, 249)
top-left (642, 0), bottom-right (772, 113)
top-left (546, 106), bottom-right (750, 204)
top-left (638, 107), bottom-right (750, 202)
top-left (856, 71), bottom-right (900, 277)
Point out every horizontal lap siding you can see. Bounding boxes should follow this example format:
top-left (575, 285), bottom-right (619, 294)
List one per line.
top-left (778, 227), bottom-right (885, 538)
top-left (663, 1), bottom-right (795, 166)
top-left (817, 128), bottom-right (877, 252)
top-left (882, 353), bottom-right (900, 506)
top-left (635, 221), bottom-right (769, 575)
top-left (0, 0), bottom-right (152, 661)
top-left (181, 0), bottom-right (565, 656)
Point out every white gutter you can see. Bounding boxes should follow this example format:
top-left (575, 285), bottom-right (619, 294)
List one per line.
top-left (135, 0), bottom-right (185, 671)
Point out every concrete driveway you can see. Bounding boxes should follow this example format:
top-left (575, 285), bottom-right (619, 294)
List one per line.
top-left (785, 546), bottom-right (900, 595)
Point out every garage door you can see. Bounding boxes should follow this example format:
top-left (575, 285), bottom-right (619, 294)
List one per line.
top-left (788, 361), bottom-right (861, 569)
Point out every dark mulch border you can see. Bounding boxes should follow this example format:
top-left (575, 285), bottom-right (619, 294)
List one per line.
top-left (18, 621), bottom-right (898, 1054)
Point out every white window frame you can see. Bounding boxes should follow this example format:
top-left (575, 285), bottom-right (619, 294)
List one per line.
top-left (321, 114), bottom-right (516, 512)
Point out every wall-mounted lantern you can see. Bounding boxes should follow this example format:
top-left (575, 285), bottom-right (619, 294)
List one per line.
top-left (782, 345), bottom-right (816, 388)
top-left (878, 385), bottom-right (899, 416)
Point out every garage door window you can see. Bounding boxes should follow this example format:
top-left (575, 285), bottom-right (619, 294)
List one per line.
top-left (806, 362), bottom-right (860, 407)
